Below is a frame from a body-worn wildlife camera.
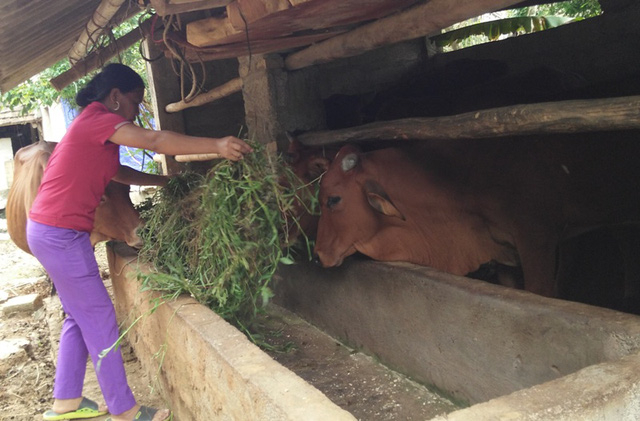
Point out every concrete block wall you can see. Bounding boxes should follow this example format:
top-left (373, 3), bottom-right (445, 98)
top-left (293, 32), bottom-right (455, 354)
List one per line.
top-left (275, 260), bottom-right (640, 405)
top-left (107, 243), bottom-right (355, 421)
top-left (109, 242), bottom-right (640, 420)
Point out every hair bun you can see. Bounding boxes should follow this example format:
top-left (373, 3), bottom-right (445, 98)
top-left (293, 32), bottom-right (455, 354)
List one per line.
top-left (75, 84), bottom-right (95, 107)
top-left (74, 63), bottom-right (145, 107)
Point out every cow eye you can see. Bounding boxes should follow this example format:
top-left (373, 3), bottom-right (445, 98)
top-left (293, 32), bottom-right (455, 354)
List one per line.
top-left (327, 196), bottom-right (341, 208)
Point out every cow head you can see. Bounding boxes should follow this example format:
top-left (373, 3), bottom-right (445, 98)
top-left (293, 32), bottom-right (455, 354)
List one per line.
top-left (283, 135), bottom-right (333, 183)
top-left (314, 144), bottom-right (405, 267)
top-left (282, 134), bottom-right (335, 240)
top-left (91, 181), bottom-right (144, 249)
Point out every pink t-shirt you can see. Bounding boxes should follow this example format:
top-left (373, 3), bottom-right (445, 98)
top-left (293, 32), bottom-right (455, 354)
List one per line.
top-left (29, 102), bottom-right (131, 232)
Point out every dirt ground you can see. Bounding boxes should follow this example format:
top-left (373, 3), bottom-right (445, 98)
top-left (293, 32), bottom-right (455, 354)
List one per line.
top-left (0, 209), bottom-right (165, 421)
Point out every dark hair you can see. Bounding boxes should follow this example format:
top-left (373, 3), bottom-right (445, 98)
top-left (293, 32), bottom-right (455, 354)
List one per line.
top-left (75, 63), bottom-right (145, 107)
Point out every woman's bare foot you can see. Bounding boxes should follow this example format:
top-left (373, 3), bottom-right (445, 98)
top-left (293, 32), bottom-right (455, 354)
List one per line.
top-left (52, 397), bottom-right (108, 414)
top-left (110, 404), bottom-right (170, 421)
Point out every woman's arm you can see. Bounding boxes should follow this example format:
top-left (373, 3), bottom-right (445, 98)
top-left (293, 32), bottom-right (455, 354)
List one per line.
top-left (112, 165), bottom-right (169, 186)
top-left (109, 124), bottom-right (253, 161)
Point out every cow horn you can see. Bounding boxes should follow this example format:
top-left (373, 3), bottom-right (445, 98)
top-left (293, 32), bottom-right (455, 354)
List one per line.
top-left (341, 153), bottom-right (358, 172)
top-left (285, 131), bottom-right (297, 144)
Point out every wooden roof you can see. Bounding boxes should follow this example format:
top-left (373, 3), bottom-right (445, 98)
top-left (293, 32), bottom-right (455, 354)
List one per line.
top-left (0, 0), bottom-right (137, 93)
top-left (0, 0), bottom-right (528, 93)
top-left (158, 0), bottom-right (525, 65)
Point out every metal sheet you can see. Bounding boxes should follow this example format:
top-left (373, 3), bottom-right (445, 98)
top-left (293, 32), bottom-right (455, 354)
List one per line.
top-left (0, 0), bottom-right (138, 92)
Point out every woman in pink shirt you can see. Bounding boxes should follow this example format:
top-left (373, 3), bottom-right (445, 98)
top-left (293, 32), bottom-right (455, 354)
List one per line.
top-left (28, 63), bottom-right (252, 421)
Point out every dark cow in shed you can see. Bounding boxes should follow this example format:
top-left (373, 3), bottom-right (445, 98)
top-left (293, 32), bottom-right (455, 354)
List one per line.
top-left (313, 132), bottom-right (640, 297)
top-left (7, 141), bottom-right (143, 254)
top-left (282, 136), bottom-right (338, 240)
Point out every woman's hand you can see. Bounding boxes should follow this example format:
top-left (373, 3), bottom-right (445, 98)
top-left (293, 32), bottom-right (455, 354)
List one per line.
top-left (216, 136), bottom-right (253, 161)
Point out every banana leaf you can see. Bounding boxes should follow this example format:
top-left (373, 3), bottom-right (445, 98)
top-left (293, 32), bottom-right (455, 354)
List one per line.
top-left (432, 16), bottom-right (575, 47)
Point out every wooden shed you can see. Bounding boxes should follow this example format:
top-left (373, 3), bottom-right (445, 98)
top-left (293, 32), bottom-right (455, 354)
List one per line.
top-left (3, 0), bottom-right (640, 419)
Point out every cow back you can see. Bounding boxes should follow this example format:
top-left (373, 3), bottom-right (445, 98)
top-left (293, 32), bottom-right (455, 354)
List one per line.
top-left (6, 141), bottom-right (144, 254)
top-left (6, 141), bottom-right (54, 253)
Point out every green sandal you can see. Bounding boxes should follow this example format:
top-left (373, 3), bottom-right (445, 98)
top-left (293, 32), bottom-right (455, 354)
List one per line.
top-left (42, 397), bottom-right (108, 420)
top-left (105, 406), bottom-right (169, 421)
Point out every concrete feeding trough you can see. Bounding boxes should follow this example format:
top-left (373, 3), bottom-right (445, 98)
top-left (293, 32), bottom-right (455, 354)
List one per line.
top-left (108, 243), bottom-right (640, 420)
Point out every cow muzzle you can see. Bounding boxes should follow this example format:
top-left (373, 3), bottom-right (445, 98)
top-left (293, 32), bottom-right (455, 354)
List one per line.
top-left (313, 250), bottom-right (345, 268)
top-left (125, 223), bottom-right (145, 249)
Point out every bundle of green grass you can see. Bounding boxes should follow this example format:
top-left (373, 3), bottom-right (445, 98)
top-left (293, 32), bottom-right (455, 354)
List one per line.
top-left (136, 144), bottom-right (317, 333)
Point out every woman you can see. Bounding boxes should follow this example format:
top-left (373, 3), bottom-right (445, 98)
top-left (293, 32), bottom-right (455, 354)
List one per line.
top-left (28, 63), bottom-right (252, 421)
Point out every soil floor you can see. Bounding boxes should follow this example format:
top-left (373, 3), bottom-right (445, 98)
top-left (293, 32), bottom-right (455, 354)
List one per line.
top-left (258, 305), bottom-right (459, 420)
top-left (0, 209), bottom-right (166, 421)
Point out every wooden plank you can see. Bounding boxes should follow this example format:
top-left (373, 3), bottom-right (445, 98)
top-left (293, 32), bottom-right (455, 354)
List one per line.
top-left (171, 29), bottom-right (348, 62)
top-left (285, 0), bottom-right (525, 70)
top-left (143, 39), bottom-right (184, 175)
top-left (186, 0), bottom-right (421, 48)
top-left (295, 96), bottom-right (640, 146)
top-left (227, 0), bottom-right (294, 31)
top-left (150, 0), bottom-right (232, 16)
top-left (187, 16), bottom-right (239, 48)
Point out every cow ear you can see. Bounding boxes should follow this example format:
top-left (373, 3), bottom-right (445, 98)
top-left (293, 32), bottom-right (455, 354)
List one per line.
top-left (308, 157), bottom-right (330, 179)
top-left (285, 131), bottom-right (297, 145)
top-left (364, 180), bottom-right (405, 220)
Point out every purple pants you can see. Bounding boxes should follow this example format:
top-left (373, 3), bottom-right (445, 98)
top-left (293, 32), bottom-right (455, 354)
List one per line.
top-left (26, 219), bottom-right (135, 415)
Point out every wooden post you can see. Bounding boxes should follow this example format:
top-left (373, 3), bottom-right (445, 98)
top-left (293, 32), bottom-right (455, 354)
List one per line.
top-left (143, 39), bottom-right (184, 175)
top-left (238, 54), bottom-right (284, 146)
top-left (296, 96), bottom-right (640, 146)
top-left (239, 54), bottom-right (326, 151)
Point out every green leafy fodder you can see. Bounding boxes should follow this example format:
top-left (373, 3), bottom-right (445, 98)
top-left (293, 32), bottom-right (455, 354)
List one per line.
top-left (137, 146), bottom-right (315, 331)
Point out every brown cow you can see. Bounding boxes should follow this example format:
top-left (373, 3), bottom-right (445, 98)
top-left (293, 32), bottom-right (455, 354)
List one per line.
top-left (313, 132), bottom-right (640, 297)
top-left (7, 141), bottom-right (143, 254)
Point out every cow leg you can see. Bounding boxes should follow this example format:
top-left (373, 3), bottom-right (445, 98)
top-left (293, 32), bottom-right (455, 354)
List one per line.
top-left (496, 264), bottom-right (524, 290)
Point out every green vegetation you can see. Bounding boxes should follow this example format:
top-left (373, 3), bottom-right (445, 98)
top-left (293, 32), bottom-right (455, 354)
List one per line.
top-left (433, 0), bottom-right (602, 51)
top-left (136, 143), bottom-right (316, 335)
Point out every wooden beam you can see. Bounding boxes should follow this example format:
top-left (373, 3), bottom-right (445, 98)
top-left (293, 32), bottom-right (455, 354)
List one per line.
top-left (69, 0), bottom-right (127, 65)
top-left (186, 0), bottom-right (419, 48)
top-left (296, 96), bottom-right (640, 146)
top-left (284, 0), bottom-right (524, 70)
top-left (171, 29), bottom-right (347, 62)
top-left (50, 21), bottom-right (149, 91)
top-left (149, 0), bottom-right (233, 16)
top-left (165, 77), bottom-right (243, 112)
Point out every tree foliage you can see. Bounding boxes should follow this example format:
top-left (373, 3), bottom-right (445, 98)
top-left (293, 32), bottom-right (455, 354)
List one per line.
top-left (434, 0), bottom-right (602, 51)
